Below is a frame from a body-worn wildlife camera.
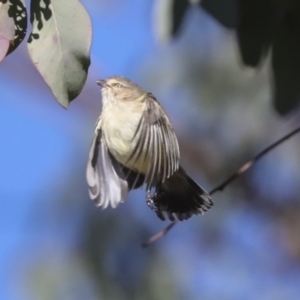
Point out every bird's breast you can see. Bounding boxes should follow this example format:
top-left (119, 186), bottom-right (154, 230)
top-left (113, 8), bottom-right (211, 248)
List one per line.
top-left (101, 101), bottom-right (149, 173)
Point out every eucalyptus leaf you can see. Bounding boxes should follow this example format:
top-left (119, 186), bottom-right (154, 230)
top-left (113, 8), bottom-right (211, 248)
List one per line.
top-left (153, 0), bottom-right (191, 43)
top-left (27, 0), bottom-right (92, 108)
top-left (0, 0), bottom-right (27, 60)
top-left (0, 0), bottom-right (14, 62)
top-left (6, 0), bottom-right (27, 55)
top-left (272, 3), bottom-right (300, 115)
top-left (236, 0), bottom-right (274, 68)
top-left (171, 0), bottom-right (190, 37)
top-left (201, 0), bottom-right (237, 29)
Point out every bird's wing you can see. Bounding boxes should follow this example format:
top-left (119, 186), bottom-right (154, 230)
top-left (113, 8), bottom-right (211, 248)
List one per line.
top-left (127, 93), bottom-right (180, 189)
top-left (86, 117), bottom-right (129, 209)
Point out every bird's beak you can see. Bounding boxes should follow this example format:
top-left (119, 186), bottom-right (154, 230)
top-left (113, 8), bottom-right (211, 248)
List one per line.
top-left (96, 80), bottom-right (107, 87)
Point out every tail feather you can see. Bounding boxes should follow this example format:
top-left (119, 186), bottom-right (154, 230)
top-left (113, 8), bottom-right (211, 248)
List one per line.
top-left (153, 167), bottom-right (213, 221)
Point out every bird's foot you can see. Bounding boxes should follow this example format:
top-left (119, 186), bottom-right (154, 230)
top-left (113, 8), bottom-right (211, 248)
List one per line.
top-left (146, 190), bottom-right (158, 212)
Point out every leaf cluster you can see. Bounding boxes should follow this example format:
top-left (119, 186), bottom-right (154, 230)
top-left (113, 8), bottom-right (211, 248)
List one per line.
top-left (155, 0), bottom-right (300, 115)
top-left (0, 0), bottom-right (92, 108)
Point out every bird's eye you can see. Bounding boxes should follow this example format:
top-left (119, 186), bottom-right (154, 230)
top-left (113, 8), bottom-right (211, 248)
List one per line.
top-left (114, 83), bottom-right (122, 88)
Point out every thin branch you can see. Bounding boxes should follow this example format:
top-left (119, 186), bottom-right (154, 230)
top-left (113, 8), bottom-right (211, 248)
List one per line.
top-left (209, 126), bottom-right (300, 194)
top-left (141, 221), bottom-right (179, 247)
top-left (142, 126), bottom-right (300, 247)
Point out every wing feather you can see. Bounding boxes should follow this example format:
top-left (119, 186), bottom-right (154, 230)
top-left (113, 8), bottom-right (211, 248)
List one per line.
top-left (86, 119), bottom-right (129, 209)
top-left (129, 93), bottom-right (180, 189)
top-left (126, 116), bottom-right (144, 165)
top-left (147, 125), bottom-right (159, 188)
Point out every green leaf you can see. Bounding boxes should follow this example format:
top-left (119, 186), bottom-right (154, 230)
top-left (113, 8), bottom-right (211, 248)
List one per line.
top-left (0, 0), bottom-right (14, 62)
top-left (272, 4), bottom-right (300, 115)
top-left (0, 0), bottom-right (27, 61)
top-left (201, 0), bottom-right (237, 29)
top-left (153, 0), bottom-right (191, 42)
top-left (27, 0), bottom-right (92, 108)
top-left (236, 0), bottom-right (274, 68)
top-left (171, 0), bottom-right (190, 37)
top-left (6, 0), bottom-right (27, 55)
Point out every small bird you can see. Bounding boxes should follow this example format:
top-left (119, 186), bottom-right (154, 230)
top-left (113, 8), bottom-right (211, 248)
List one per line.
top-left (86, 76), bottom-right (213, 221)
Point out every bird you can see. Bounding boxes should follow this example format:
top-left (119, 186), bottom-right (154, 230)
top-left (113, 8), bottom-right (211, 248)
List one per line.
top-left (86, 76), bottom-right (213, 221)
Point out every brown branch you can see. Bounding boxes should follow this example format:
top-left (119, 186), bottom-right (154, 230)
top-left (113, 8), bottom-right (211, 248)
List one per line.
top-left (141, 221), bottom-right (179, 247)
top-left (142, 126), bottom-right (300, 247)
top-left (209, 126), bottom-right (300, 194)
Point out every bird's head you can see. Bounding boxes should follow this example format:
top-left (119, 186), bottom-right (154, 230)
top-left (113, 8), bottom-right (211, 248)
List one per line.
top-left (97, 76), bottom-right (145, 102)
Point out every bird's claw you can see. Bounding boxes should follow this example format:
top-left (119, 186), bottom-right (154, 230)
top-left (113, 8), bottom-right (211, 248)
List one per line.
top-left (146, 190), bottom-right (158, 212)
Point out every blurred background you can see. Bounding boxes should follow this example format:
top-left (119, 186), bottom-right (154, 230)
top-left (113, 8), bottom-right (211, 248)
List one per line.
top-left (2, 0), bottom-right (300, 299)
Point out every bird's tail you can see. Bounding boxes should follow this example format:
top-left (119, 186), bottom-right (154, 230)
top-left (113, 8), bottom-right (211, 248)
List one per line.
top-left (152, 167), bottom-right (213, 221)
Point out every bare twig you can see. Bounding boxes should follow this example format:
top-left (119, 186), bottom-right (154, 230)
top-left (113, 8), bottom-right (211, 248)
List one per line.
top-left (142, 126), bottom-right (300, 247)
top-left (142, 221), bottom-right (179, 247)
top-left (209, 126), bottom-right (300, 194)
